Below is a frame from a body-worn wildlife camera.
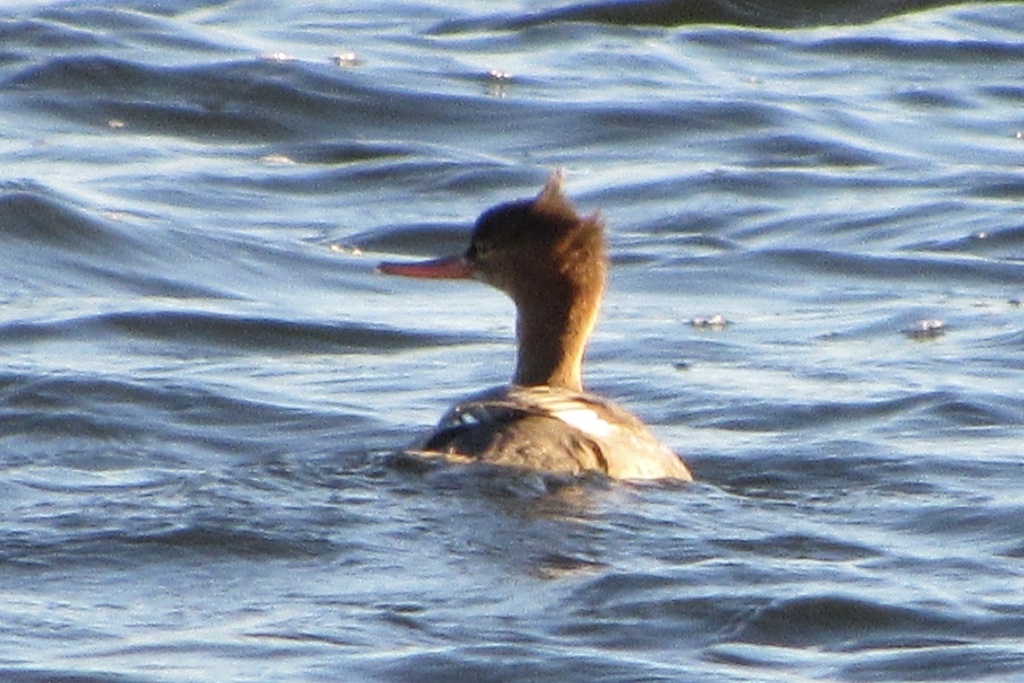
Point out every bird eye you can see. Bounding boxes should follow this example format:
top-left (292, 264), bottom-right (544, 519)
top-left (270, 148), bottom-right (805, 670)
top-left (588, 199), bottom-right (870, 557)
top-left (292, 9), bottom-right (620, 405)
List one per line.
top-left (469, 240), bottom-right (492, 262)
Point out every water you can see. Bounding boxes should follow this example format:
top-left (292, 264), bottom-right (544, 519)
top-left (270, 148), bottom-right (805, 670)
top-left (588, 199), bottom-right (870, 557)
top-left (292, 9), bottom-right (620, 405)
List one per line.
top-left (2, 0), bottom-right (1024, 681)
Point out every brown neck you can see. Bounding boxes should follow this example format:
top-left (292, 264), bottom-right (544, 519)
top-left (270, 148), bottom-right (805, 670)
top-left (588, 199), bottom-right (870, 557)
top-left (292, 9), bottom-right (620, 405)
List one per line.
top-left (512, 279), bottom-right (602, 392)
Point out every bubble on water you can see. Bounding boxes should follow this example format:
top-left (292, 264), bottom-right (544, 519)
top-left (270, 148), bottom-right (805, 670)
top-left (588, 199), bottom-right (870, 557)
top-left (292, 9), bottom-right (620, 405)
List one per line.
top-left (691, 314), bottom-right (729, 330)
top-left (904, 319), bottom-right (946, 340)
top-left (333, 51), bottom-right (360, 67)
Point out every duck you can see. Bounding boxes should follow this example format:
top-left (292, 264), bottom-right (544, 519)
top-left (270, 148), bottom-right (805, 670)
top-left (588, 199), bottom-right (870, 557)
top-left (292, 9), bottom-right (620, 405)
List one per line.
top-left (378, 172), bottom-right (692, 482)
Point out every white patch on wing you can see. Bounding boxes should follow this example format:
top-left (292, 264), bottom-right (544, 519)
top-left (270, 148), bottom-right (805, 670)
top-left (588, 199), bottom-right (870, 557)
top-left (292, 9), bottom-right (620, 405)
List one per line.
top-left (501, 386), bottom-right (618, 438)
top-left (551, 406), bottom-right (613, 437)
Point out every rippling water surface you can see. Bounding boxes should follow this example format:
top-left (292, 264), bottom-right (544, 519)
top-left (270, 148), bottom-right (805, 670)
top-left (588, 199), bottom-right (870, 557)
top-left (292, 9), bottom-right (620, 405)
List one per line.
top-left (2, 0), bottom-right (1024, 681)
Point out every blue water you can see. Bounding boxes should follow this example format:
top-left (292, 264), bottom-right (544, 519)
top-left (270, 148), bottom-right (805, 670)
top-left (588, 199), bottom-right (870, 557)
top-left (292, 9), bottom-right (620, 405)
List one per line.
top-left (2, 1), bottom-right (1024, 681)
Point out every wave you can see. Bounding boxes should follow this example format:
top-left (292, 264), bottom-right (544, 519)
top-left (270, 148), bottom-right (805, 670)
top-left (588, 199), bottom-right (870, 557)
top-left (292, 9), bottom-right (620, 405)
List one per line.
top-left (753, 248), bottom-right (1024, 285)
top-left (0, 669), bottom-right (150, 683)
top-left (430, 0), bottom-right (984, 32)
top-left (683, 389), bottom-right (1023, 433)
top-left (0, 517), bottom-right (338, 571)
top-left (0, 310), bottom-right (465, 355)
top-left (0, 187), bottom-right (138, 254)
top-left (734, 593), bottom-right (964, 648)
top-left (0, 185), bottom-right (230, 299)
top-left (5, 51), bottom-right (554, 144)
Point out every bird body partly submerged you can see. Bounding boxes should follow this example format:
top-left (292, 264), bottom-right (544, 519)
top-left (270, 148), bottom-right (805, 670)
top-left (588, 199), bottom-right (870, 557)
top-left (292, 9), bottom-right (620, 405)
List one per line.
top-left (410, 384), bottom-right (692, 481)
top-left (379, 173), bottom-right (693, 482)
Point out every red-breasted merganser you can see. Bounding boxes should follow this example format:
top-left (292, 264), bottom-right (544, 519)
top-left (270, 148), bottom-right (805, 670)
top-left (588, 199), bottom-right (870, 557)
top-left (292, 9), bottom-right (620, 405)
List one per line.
top-left (378, 173), bottom-right (693, 482)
